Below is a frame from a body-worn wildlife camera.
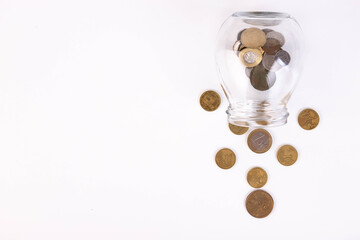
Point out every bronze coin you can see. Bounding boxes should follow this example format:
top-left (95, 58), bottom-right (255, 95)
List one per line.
top-left (250, 65), bottom-right (276, 91)
top-left (262, 38), bottom-right (281, 55)
top-left (298, 108), bottom-right (320, 130)
top-left (246, 190), bottom-right (274, 218)
top-left (228, 123), bottom-right (249, 135)
top-left (200, 90), bottom-right (221, 112)
top-left (277, 145), bottom-right (298, 166)
top-left (247, 167), bottom-right (268, 188)
top-left (240, 27), bottom-right (266, 48)
top-left (247, 129), bottom-right (272, 154)
top-left (215, 148), bottom-right (236, 169)
top-left (237, 29), bottom-right (246, 40)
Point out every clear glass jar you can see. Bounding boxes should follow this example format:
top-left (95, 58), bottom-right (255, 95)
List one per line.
top-left (215, 12), bottom-right (304, 127)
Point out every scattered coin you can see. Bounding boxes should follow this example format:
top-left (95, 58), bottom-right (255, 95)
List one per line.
top-left (228, 123), bottom-right (249, 135)
top-left (275, 50), bottom-right (291, 66)
top-left (277, 145), bottom-right (298, 166)
top-left (266, 31), bottom-right (285, 46)
top-left (241, 27), bottom-right (266, 48)
top-left (250, 65), bottom-right (276, 91)
top-left (200, 90), bottom-right (221, 112)
top-left (263, 38), bottom-right (281, 55)
top-left (215, 148), bottom-right (236, 169)
top-left (247, 129), bottom-right (272, 153)
top-left (239, 48), bottom-right (262, 67)
top-left (247, 167), bottom-right (268, 188)
top-left (298, 108), bottom-right (320, 130)
top-left (246, 190), bottom-right (274, 218)
top-left (245, 67), bottom-right (253, 78)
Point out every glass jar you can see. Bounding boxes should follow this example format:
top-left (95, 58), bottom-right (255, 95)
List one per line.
top-left (215, 12), bottom-right (304, 127)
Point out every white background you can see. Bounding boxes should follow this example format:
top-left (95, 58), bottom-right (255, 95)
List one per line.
top-left (0, 0), bottom-right (359, 239)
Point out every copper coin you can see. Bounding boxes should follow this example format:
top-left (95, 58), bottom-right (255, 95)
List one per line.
top-left (247, 167), bottom-right (268, 188)
top-left (262, 38), bottom-right (281, 55)
top-left (228, 123), bottom-right (249, 135)
top-left (298, 108), bottom-right (320, 130)
top-left (275, 50), bottom-right (291, 66)
top-left (200, 90), bottom-right (221, 112)
top-left (247, 129), bottom-right (272, 153)
top-left (240, 27), bottom-right (266, 48)
top-left (277, 145), bottom-right (298, 166)
top-left (215, 148), bottom-right (236, 169)
top-left (250, 65), bottom-right (276, 91)
top-left (266, 31), bottom-right (285, 46)
top-left (246, 190), bottom-right (274, 218)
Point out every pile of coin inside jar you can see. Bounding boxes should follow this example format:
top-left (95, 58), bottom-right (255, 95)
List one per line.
top-left (199, 90), bottom-right (320, 218)
top-left (233, 27), bottom-right (291, 91)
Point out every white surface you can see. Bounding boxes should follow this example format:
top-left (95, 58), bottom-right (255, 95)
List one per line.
top-left (0, 0), bottom-right (359, 239)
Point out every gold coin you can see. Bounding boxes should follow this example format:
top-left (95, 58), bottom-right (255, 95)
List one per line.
top-left (247, 167), bottom-right (268, 188)
top-left (200, 90), bottom-right (221, 112)
top-left (277, 145), bottom-right (298, 166)
top-left (298, 108), bottom-right (320, 130)
top-left (239, 48), bottom-right (262, 67)
top-left (228, 123), bottom-right (249, 135)
top-left (246, 190), bottom-right (274, 218)
top-left (240, 27), bottom-right (267, 48)
top-left (215, 148), bottom-right (236, 169)
top-left (247, 129), bottom-right (272, 154)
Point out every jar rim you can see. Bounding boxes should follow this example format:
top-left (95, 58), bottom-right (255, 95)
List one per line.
top-left (232, 12), bottom-right (291, 19)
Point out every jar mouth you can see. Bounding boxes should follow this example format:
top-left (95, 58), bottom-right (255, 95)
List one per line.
top-left (232, 12), bottom-right (291, 19)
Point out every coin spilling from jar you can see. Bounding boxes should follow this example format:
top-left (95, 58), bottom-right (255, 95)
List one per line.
top-left (234, 27), bottom-right (291, 91)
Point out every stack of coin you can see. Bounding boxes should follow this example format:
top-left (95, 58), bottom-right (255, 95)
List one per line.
top-left (234, 27), bottom-right (291, 91)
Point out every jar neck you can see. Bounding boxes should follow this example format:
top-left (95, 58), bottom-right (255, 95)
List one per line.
top-left (226, 102), bottom-right (289, 127)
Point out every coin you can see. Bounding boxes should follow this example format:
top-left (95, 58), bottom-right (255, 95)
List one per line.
top-left (277, 145), bottom-right (298, 166)
top-left (266, 31), bottom-right (285, 46)
top-left (250, 65), bottom-right (276, 91)
top-left (247, 167), bottom-right (268, 188)
top-left (228, 123), bottom-right (249, 135)
top-left (239, 48), bottom-right (262, 68)
top-left (215, 148), bottom-right (236, 169)
top-left (262, 38), bottom-right (281, 55)
top-left (240, 27), bottom-right (266, 48)
top-left (262, 28), bottom-right (273, 34)
top-left (247, 129), bottom-right (272, 153)
top-left (298, 108), bottom-right (320, 130)
top-left (245, 67), bottom-right (253, 78)
top-left (275, 50), bottom-right (291, 66)
top-left (200, 90), bottom-right (221, 112)
top-left (246, 190), bottom-right (274, 218)
top-left (262, 53), bottom-right (275, 71)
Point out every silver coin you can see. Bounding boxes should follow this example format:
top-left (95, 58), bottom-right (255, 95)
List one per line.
top-left (266, 31), bottom-right (285, 46)
top-left (245, 67), bottom-right (253, 78)
top-left (243, 51), bottom-right (258, 64)
top-left (262, 53), bottom-right (282, 71)
top-left (266, 71), bottom-right (276, 88)
top-left (262, 28), bottom-right (273, 34)
top-left (275, 50), bottom-right (291, 66)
